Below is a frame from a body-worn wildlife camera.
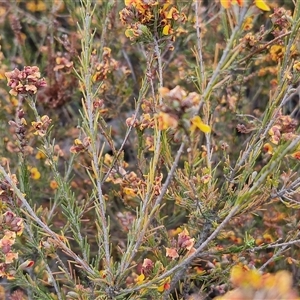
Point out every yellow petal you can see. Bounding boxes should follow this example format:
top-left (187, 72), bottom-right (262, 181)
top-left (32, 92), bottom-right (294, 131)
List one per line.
top-left (162, 24), bottom-right (171, 35)
top-left (125, 0), bottom-right (134, 6)
top-left (74, 139), bottom-right (82, 146)
top-left (157, 277), bottom-right (171, 292)
top-left (220, 0), bottom-right (231, 9)
top-left (136, 273), bottom-right (145, 284)
top-left (30, 167), bottom-right (41, 180)
top-left (255, 0), bottom-right (270, 11)
top-left (190, 116), bottom-right (211, 133)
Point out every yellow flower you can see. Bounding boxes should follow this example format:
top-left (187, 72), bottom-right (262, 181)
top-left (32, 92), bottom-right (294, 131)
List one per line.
top-left (274, 271), bottom-right (293, 295)
top-left (166, 7), bottom-right (179, 20)
top-left (269, 45), bottom-right (285, 62)
top-left (157, 276), bottom-right (171, 292)
top-left (29, 167), bottom-right (41, 180)
top-left (136, 273), bottom-right (145, 284)
top-left (243, 17), bottom-right (253, 31)
top-left (263, 233), bottom-right (274, 243)
top-left (255, 0), bottom-right (270, 11)
top-left (104, 153), bottom-right (113, 165)
top-left (10, 97), bottom-right (18, 107)
top-left (190, 116), bottom-right (211, 133)
top-left (123, 187), bottom-right (136, 197)
top-left (162, 24), bottom-right (171, 35)
top-left (35, 150), bottom-right (46, 160)
top-left (26, 0), bottom-right (47, 12)
top-left (74, 139), bottom-right (82, 145)
top-left (293, 61), bottom-right (300, 71)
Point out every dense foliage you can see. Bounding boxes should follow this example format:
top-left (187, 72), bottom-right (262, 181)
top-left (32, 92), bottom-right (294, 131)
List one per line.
top-left (0, 0), bottom-right (300, 299)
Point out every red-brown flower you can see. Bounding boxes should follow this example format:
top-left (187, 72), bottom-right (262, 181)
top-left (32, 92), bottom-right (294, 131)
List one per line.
top-left (5, 66), bottom-right (46, 96)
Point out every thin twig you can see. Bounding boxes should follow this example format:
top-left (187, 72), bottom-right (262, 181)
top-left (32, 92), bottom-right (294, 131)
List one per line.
top-left (252, 239), bottom-right (300, 251)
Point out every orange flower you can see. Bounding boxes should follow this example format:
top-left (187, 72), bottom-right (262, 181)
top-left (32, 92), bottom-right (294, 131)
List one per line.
top-left (50, 180), bottom-right (58, 190)
top-left (124, 0), bottom-right (147, 14)
top-left (291, 151), bottom-right (300, 160)
top-left (263, 143), bottom-right (273, 154)
top-left (35, 150), bottom-right (46, 160)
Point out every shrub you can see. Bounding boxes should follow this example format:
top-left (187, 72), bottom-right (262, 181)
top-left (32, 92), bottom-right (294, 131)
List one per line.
top-left (0, 0), bottom-right (300, 299)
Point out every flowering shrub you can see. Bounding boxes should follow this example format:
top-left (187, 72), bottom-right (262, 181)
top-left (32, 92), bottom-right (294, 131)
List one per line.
top-left (0, 0), bottom-right (300, 299)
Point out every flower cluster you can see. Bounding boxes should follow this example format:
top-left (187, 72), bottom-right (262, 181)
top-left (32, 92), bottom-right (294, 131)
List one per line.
top-left (156, 86), bottom-right (211, 136)
top-left (28, 166), bottom-right (41, 180)
top-left (104, 155), bottom-right (162, 202)
top-left (5, 66), bottom-right (46, 96)
top-left (70, 137), bottom-right (91, 154)
top-left (121, 171), bottom-right (146, 201)
top-left (263, 111), bottom-right (298, 155)
top-left (134, 258), bottom-right (171, 293)
top-left (126, 113), bottom-right (155, 131)
top-left (92, 47), bottom-right (118, 82)
top-left (31, 115), bottom-right (52, 137)
top-left (0, 211), bottom-right (24, 279)
top-left (270, 7), bottom-right (292, 38)
top-left (119, 0), bottom-right (186, 44)
top-left (165, 228), bottom-right (196, 260)
top-left (53, 54), bottom-right (73, 73)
